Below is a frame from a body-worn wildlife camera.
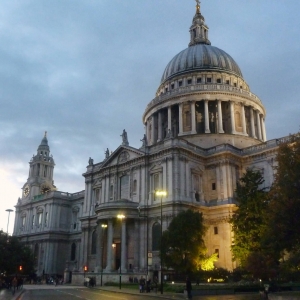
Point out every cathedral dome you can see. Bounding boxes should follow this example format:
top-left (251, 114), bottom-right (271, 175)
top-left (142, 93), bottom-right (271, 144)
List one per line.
top-left (160, 44), bottom-right (243, 84)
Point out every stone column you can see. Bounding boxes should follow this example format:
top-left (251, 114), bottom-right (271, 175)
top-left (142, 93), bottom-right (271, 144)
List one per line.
top-left (121, 219), bottom-right (127, 272)
top-left (96, 224), bottom-right (102, 271)
top-left (217, 100), bottom-right (224, 133)
top-left (105, 219), bottom-right (113, 271)
top-left (139, 219), bottom-right (145, 270)
top-left (168, 106), bottom-right (172, 131)
top-left (256, 110), bottom-right (262, 140)
top-left (204, 100), bottom-right (210, 133)
top-left (151, 115), bottom-right (155, 145)
top-left (157, 111), bottom-right (162, 142)
top-left (178, 103), bottom-right (183, 135)
top-left (261, 116), bottom-right (267, 142)
top-left (250, 107), bottom-right (256, 138)
top-left (133, 219), bottom-right (140, 271)
top-left (230, 101), bottom-right (236, 134)
top-left (191, 101), bottom-right (197, 134)
top-left (241, 103), bottom-right (247, 135)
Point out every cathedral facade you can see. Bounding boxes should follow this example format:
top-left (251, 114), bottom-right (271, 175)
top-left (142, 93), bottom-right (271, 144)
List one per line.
top-left (14, 3), bottom-right (283, 283)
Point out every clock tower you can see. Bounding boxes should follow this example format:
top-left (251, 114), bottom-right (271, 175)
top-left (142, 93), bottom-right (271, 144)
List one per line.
top-left (22, 132), bottom-right (56, 200)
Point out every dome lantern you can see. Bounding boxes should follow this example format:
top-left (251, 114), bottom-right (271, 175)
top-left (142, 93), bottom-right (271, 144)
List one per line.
top-left (189, 0), bottom-right (211, 46)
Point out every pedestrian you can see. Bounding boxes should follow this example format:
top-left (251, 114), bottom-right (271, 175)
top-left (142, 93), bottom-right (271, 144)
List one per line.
top-left (139, 276), bottom-right (145, 293)
top-left (153, 276), bottom-right (158, 293)
top-left (12, 277), bottom-right (17, 295)
top-left (186, 276), bottom-right (192, 299)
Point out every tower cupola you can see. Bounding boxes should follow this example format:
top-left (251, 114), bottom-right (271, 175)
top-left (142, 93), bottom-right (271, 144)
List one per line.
top-left (189, 0), bottom-right (211, 46)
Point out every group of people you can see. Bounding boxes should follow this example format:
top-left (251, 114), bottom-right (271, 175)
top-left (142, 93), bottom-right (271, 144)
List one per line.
top-left (138, 276), bottom-right (158, 293)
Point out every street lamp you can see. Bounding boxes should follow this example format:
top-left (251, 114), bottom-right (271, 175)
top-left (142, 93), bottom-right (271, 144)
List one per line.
top-left (5, 209), bottom-right (13, 236)
top-left (100, 224), bottom-right (107, 286)
top-left (117, 214), bottom-right (125, 290)
top-left (155, 190), bottom-right (167, 295)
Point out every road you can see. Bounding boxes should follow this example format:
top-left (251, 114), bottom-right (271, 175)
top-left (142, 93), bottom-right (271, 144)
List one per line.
top-left (18, 285), bottom-right (262, 300)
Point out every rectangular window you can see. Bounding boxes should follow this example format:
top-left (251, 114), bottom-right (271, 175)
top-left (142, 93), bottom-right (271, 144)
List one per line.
top-left (215, 249), bottom-right (219, 258)
top-left (178, 81), bottom-right (182, 87)
top-left (234, 82), bottom-right (237, 87)
top-left (38, 213), bottom-right (42, 225)
top-left (212, 183), bottom-right (216, 190)
top-left (214, 226), bottom-right (218, 235)
top-left (44, 212), bottom-right (48, 226)
top-left (206, 77), bottom-right (212, 83)
top-left (109, 185), bottom-right (114, 199)
top-left (240, 85), bottom-right (243, 89)
top-left (171, 83), bottom-right (174, 89)
top-left (217, 79), bottom-right (221, 83)
top-left (165, 87), bottom-right (168, 92)
top-left (197, 77), bottom-right (202, 83)
top-left (226, 80), bottom-right (230, 85)
top-left (153, 174), bottom-right (159, 194)
top-left (187, 79), bottom-right (192, 85)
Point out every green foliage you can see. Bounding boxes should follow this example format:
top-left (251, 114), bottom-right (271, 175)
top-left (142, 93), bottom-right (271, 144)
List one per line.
top-left (200, 253), bottom-right (219, 271)
top-left (161, 209), bottom-right (207, 273)
top-left (230, 169), bottom-right (269, 267)
top-left (0, 230), bottom-right (35, 275)
top-left (267, 133), bottom-right (300, 254)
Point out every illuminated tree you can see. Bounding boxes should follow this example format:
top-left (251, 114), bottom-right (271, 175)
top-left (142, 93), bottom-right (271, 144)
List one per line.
top-left (161, 209), bottom-right (207, 273)
top-left (230, 169), bottom-right (269, 267)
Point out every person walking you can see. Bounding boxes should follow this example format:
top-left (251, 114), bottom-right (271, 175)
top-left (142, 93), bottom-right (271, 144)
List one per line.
top-left (12, 277), bottom-right (17, 295)
top-left (186, 276), bottom-right (192, 299)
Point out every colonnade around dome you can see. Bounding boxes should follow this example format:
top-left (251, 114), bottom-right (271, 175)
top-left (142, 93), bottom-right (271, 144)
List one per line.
top-left (144, 97), bottom-right (266, 148)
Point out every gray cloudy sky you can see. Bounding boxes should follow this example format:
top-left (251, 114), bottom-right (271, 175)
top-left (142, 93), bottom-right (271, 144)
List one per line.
top-left (1, 1), bottom-right (299, 234)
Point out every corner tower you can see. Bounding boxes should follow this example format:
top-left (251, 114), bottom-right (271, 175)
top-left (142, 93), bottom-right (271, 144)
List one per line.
top-left (21, 132), bottom-right (56, 201)
top-left (143, 2), bottom-right (266, 149)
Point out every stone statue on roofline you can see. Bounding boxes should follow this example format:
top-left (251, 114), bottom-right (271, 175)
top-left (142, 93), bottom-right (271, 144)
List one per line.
top-left (141, 134), bottom-right (147, 147)
top-left (105, 148), bottom-right (110, 159)
top-left (121, 129), bottom-right (129, 146)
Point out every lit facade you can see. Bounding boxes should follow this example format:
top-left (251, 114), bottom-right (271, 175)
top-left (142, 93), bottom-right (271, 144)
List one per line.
top-left (14, 3), bottom-right (284, 282)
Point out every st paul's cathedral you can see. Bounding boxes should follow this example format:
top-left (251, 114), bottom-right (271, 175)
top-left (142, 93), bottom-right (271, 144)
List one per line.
top-left (13, 2), bottom-right (285, 283)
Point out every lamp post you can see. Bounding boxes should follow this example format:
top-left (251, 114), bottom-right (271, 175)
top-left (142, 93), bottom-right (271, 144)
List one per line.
top-left (155, 190), bottom-right (167, 295)
top-left (5, 209), bottom-right (13, 236)
top-left (100, 224), bottom-right (107, 286)
top-left (117, 214), bottom-right (125, 290)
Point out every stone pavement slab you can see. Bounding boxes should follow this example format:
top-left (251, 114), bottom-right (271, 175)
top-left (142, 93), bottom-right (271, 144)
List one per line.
top-left (0, 288), bottom-right (24, 300)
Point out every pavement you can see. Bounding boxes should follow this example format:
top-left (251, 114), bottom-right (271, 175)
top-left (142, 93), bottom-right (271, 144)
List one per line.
top-left (0, 287), bottom-right (25, 300)
top-left (0, 284), bottom-right (186, 300)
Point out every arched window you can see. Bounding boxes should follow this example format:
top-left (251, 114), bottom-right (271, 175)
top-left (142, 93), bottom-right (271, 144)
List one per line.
top-left (152, 222), bottom-right (161, 251)
top-left (71, 243), bottom-right (76, 261)
top-left (91, 230), bottom-right (97, 254)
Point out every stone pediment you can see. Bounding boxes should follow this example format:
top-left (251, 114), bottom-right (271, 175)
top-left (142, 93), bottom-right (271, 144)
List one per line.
top-left (101, 145), bottom-right (144, 168)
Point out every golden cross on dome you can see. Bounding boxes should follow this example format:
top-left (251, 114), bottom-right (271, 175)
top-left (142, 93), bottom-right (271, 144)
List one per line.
top-left (195, 0), bottom-right (200, 13)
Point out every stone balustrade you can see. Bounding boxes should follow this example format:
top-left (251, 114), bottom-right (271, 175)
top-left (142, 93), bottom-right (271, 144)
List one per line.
top-left (146, 83), bottom-right (262, 112)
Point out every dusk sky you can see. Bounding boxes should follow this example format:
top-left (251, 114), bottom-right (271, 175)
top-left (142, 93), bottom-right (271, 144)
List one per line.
top-left (1, 1), bottom-right (299, 234)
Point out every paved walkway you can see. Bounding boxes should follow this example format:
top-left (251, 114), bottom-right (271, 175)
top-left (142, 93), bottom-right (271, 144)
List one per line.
top-left (0, 288), bottom-right (24, 300)
top-left (93, 285), bottom-right (186, 299)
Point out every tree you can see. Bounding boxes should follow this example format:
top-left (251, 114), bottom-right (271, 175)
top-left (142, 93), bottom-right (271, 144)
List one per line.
top-left (161, 209), bottom-right (207, 273)
top-left (0, 231), bottom-right (35, 275)
top-left (267, 133), bottom-right (300, 254)
top-left (230, 169), bottom-right (269, 267)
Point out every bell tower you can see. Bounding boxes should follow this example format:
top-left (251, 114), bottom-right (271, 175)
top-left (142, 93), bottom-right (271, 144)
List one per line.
top-left (21, 132), bottom-right (56, 201)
